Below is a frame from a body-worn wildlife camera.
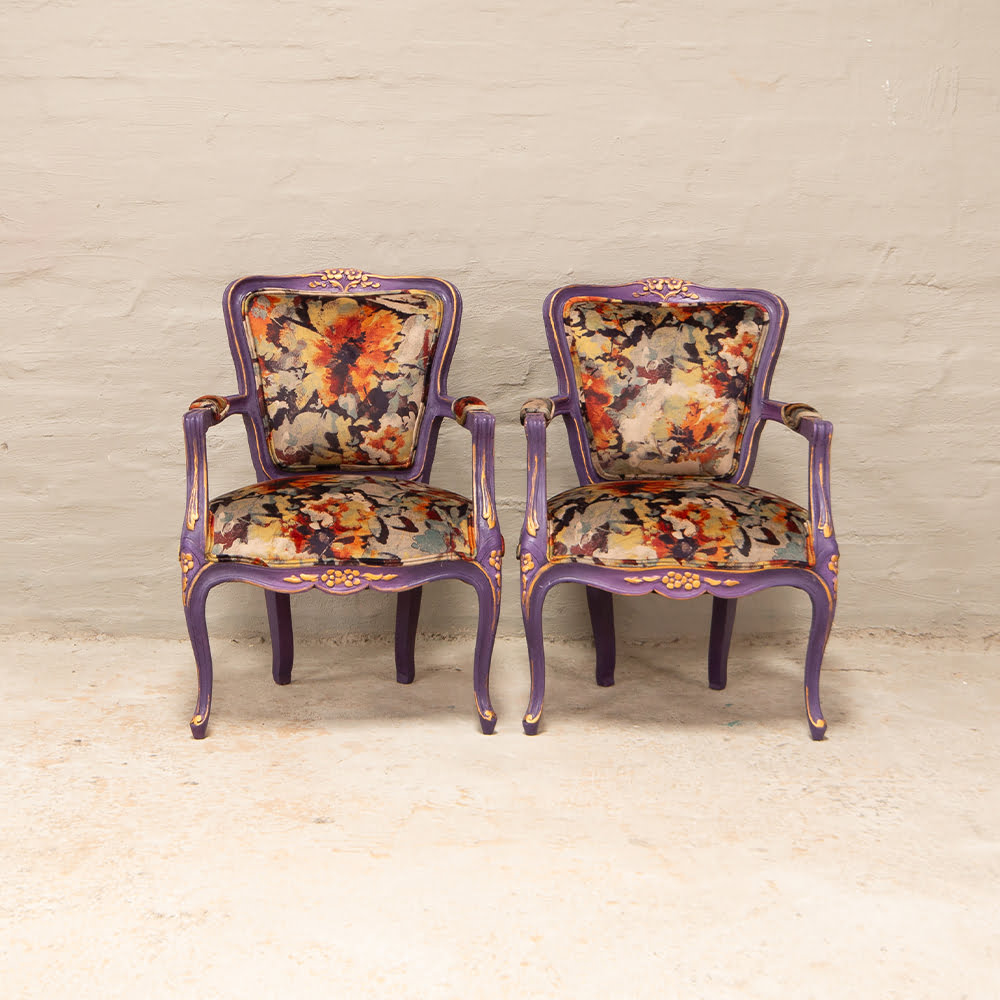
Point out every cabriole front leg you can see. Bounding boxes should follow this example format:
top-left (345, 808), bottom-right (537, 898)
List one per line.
top-left (184, 581), bottom-right (213, 739)
top-left (804, 586), bottom-right (836, 740)
top-left (522, 578), bottom-right (548, 735)
top-left (471, 572), bottom-right (498, 735)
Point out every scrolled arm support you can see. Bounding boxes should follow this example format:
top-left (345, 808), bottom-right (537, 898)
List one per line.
top-left (445, 397), bottom-right (501, 560)
top-left (521, 409), bottom-right (550, 550)
top-left (181, 394), bottom-right (241, 558)
top-left (762, 399), bottom-right (838, 568)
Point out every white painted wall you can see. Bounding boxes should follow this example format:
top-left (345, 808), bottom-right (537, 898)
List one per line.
top-left (3, 1), bottom-right (998, 643)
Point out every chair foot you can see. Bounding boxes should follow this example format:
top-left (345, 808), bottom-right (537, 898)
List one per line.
top-left (190, 710), bottom-right (209, 740)
top-left (522, 713), bottom-right (541, 736)
top-left (479, 711), bottom-right (497, 736)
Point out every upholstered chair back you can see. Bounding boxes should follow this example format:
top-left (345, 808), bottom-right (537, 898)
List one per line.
top-left (240, 288), bottom-right (445, 471)
top-left (560, 296), bottom-right (769, 480)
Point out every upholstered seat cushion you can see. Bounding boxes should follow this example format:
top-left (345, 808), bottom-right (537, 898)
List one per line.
top-left (548, 479), bottom-right (811, 569)
top-left (208, 475), bottom-right (474, 567)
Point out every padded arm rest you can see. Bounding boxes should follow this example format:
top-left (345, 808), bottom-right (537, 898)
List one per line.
top-left (451, 395), bottom-right (490, 427)
top-left (520, 397), bottom-right (556, 425)
top-left (188, 394), bottom-right (233, 421)
top-left (780, 401), bottom-right (823, 432)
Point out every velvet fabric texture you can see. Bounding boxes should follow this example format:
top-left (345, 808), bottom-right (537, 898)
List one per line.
top-left (547, 478), bottom-right (811, 569)
top-left (208, 474), bottom-right (474, 567)
top-left (562, 298), bottom-right (767, 479)
top-left (243, 290), bottom-right (444, 470)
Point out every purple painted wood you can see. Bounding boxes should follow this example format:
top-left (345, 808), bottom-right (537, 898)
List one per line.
top-left (180, 270), bottom-right (503, 738)
top-left (519, 278), bottom-right (839, 740)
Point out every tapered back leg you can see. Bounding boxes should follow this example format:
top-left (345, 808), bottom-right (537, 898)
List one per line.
top-left (394, 587), bottom-right (422, 685)
top-left (586, 586), bottom-right (616, 687)
top-left (708, 596), bottom-right (737, 691)
top-left (265, 591), bottom-right (294, 686)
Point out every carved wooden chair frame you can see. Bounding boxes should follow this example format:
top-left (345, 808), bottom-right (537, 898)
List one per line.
top-left (518, 277), bottom-right (839, 739)
top-left (180, 269), bottom-right (503, 738)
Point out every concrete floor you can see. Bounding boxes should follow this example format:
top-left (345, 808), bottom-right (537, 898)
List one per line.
top-left (2, 629), bottom-right (997, 998)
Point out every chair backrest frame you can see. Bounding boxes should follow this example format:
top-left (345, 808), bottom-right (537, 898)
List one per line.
top-left (542, 278), bottom-right (788, 488)
top-left (222, 269), bottom-right (463, 484)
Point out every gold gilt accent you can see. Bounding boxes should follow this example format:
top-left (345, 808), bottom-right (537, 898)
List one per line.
top-left (704, 577), bottom-right (739, 587)
top-left (525, 456), bottom-right (540, 536)
top-left (828, 554), bottom-right (839, 598)
top-left (179, 552), bottom-right (195, 595)
top-left (488, 550), bottom-right (502, 572)
top-left (307, 268), bottom-right (381, 293)
top-left (520, 552), bottom-right (536, 604)
top-left (818, 462), bottom-right (833, 538)
top-left (480, 458), bottom-right (496, 529)
top-left (524, 710), bottom-right (542, 725)
top-left (185, 450), bottom-right (200, 530)
top-left (282, 570), bottom-right (397, 585)
top-left (624, 571), bottom-right (710, 591)
top-left (191, 713), bottom-right (204, 725)
top-left (634, 277), bottom-right (700, 301)
top-left (806, 686), bottom-right (826, 729)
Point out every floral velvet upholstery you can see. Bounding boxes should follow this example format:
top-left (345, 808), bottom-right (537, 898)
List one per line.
top-left (244, 290), bottom-right (444, 470)
top-left (563, 298), bottom-right (768, 479)
top-left (547, 479), bottom-right (811, 569)
top-left (209, 475), bottom-right (474, 567)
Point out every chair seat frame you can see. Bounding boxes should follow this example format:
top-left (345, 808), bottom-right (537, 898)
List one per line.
top-left (518, 278), bottom-right (839, 739)
top-left (180, 270), bottom-right (503, 738)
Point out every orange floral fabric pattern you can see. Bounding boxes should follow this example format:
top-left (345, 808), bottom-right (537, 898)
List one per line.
top-left (563, 298), bottom-right (767, 479)
top-left (209, 475), bottom-right (474, 567)
top-left (547, 479), bottom-right (811, 569)
top-left (244, 290), bottom-right (444, 469)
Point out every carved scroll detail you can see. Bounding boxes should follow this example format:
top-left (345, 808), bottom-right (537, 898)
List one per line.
top-left (307, 268), bottom-right (381, 293)
top-left (634, 277), bottom-right (700, 301)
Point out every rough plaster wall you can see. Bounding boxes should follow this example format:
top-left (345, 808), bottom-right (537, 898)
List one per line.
top-left (2, 1), bottom-right (998, 643)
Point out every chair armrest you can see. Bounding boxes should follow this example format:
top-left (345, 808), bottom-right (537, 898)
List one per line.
top-left (181, 394), bottom-right (241, 555)
top-left (762, 399), bottom-right (837, 557)
top-left (444, 396), bottom-right (501, 559)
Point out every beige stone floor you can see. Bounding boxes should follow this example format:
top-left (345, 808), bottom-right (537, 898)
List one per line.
top-left (2, 630), bottom-right (997, 998)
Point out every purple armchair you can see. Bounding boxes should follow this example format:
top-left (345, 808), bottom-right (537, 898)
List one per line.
top-left (179, 269), bottom-right (503, 738)
top-left (519, 278), bottom-right (839, 739)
